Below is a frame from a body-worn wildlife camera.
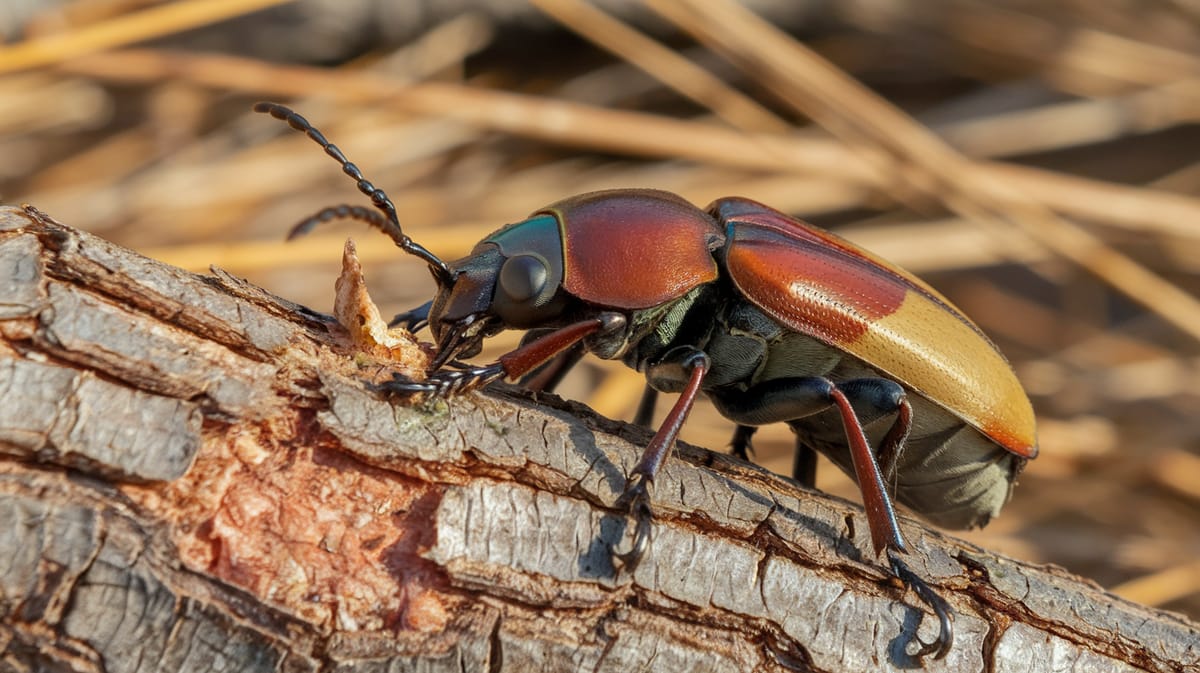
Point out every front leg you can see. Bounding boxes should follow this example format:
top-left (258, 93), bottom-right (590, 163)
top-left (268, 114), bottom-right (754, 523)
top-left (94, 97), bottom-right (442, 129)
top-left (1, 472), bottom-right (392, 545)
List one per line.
top-left (377, 314), bottom-right (625, 398)
top-left (516, 328), bottom-right (587, 393)
top-left (388, 300), bottom-right (432, 332)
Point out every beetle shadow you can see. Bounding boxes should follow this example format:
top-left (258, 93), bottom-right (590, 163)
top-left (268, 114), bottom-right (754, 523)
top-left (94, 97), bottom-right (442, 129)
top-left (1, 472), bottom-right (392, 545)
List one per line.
top-left (558, 418), bottom-right (638, 582)
top-left (887, 604), bottom-right (935, 669)
top-left (502, 392), bottom-right (641, 581)
top-left (722, 474), bottom-right (943, 669)
top-left (578, 514), bottom-right (625, 581)
top-left (705, 450), bottom-right (868, 566)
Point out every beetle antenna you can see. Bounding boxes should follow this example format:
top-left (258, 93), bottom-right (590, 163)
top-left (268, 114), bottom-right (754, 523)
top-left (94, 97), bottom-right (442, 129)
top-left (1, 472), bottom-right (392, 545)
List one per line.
top-left (253, 102), bottom-right (453, 286)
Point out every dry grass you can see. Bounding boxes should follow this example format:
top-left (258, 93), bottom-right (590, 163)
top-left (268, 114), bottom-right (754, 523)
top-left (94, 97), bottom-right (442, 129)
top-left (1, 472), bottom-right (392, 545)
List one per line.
top-left (3, 0), bottom-right (1199, 620)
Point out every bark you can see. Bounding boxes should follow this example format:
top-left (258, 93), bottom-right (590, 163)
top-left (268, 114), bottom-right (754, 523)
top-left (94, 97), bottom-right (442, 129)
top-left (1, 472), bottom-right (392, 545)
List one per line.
top-left (1, 204), bottom-right (1197, 673)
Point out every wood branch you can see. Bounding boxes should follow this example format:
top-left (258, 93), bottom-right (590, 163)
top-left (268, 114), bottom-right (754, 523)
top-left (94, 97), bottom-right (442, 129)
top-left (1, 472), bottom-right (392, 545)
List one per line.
top-left (1, 204), bottom-right (1197, 673)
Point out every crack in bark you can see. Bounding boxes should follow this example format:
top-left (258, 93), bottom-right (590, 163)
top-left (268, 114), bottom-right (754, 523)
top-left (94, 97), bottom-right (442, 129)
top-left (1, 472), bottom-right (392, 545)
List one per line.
top-left (954, 550), bottom-right (1190, 673)
top-left (486, 610), bottom-right (503, 673)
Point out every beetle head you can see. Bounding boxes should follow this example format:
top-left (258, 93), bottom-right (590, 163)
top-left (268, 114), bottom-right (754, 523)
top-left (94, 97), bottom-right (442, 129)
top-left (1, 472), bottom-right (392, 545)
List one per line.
top-left (424, 214), bottom-right (570, 369)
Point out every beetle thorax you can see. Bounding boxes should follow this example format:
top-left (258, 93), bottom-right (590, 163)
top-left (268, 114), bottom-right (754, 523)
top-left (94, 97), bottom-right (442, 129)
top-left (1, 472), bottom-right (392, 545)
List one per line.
top-left (608, 284), bottom-right (718, 371)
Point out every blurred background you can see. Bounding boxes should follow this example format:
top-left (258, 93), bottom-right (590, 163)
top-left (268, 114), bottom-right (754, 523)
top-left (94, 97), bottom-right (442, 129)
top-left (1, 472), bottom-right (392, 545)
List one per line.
top-left (2, 0), bottom-right (1198, 622)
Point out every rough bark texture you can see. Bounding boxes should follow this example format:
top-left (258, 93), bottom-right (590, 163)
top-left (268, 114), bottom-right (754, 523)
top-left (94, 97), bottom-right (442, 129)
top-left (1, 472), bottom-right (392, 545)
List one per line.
top-left (1, 204), bottom-right (1197, 673)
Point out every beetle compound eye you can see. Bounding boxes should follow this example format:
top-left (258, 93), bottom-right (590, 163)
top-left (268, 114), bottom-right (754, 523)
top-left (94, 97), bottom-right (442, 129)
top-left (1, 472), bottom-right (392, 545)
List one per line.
top-left (493, 252), bottom-right (568, 328)
top-left (499, 254), bottom-right (549, 304)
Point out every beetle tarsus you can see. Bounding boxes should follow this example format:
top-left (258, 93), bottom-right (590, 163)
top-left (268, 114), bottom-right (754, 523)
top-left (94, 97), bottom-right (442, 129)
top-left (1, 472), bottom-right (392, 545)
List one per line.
top-left (613, 473), bottom-right (654, 571)
top-left (887, 550), bottom-right (954, 661)
top-left (374, 365), bottom-right (506, 399)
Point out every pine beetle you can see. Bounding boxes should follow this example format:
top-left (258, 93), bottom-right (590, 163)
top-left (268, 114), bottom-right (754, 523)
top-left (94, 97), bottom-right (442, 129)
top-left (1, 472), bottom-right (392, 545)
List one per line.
top-left (255, 102), bottom-right (1037, 660)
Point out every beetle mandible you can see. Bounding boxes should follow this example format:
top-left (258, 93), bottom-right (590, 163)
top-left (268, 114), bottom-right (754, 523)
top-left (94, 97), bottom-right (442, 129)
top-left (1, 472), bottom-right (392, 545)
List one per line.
top-left (255, 102), bottom-right (1037, 660)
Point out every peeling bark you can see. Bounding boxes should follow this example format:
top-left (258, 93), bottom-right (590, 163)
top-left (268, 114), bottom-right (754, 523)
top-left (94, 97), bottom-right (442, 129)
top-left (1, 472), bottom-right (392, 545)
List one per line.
top-left (1, 205), bottom-right (1197, 673)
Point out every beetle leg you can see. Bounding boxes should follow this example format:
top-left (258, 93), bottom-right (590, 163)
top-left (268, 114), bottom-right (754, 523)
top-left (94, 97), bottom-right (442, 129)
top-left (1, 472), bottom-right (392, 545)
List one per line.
top-left (730, 425), bottom-right (821, 488)
top-left (378, 315), bottom-right (624, 398)
top-left (375, 365), bottom-right (506, 398)
top-left (730, 424), bottom-right (756, 461)
top-left (497, 314), bottom-right (622, 379)
top-left (829, 381), bottom-right (953, 661)
top-left (713, 376), bottom-right (909, 554)
top-left (388, 300), bottom-right (432, 332)
top-left (822, 384), bottom-right (908, 555)
top-left (614, 347), bottom-right (710, 570)
top-left (632, 386), bottom-right (658, 428)
top-left (716, 377), bottom-right (908, 488)
top-left (517, 330), bottom-right (587, 393)
top-left (613, 474), bottom-right (653, 569)
top-left (710, 378), bottom-right (837, 496)
top-left (714, 377), bottom-right (950, 659)
top-left (792, 440), bottom-right (818, 488)
top-left (836, 378), bottom-right (911, 485)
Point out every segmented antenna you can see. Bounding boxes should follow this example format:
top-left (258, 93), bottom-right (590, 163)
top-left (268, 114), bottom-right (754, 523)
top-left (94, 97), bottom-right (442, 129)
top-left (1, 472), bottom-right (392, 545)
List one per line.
top-left (253, 102), bottom-right (452, 285)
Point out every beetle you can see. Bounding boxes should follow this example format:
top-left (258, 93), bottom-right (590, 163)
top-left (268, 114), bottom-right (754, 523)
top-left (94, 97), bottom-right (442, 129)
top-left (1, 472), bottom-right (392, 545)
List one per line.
top-left (255, 102), bottom-right (1037, 660)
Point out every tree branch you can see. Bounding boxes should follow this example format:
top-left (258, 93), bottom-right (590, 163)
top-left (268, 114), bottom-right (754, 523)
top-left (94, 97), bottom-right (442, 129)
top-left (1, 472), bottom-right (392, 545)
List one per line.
top-left (1, 205), bottom-right (1196, 672)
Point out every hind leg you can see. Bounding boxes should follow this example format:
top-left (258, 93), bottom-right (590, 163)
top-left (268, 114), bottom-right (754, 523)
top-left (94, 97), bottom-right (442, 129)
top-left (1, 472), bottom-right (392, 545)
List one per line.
top-left (713, 376), bottom-right (950, 660)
